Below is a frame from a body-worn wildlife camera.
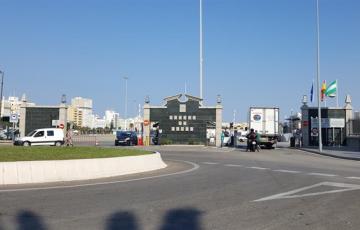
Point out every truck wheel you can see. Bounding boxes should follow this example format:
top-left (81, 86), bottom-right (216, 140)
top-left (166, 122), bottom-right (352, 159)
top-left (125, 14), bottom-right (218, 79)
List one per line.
top-left (55, 141), bottom-right (62, 147)
top-left (23, 141), bottom-right (30, 147)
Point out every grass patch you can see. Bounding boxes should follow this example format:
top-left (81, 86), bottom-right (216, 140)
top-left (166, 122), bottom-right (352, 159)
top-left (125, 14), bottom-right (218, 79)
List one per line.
top-left (0, 146), bottom-right (152, 162)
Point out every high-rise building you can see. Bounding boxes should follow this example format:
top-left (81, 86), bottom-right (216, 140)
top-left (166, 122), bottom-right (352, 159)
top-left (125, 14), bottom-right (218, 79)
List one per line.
top-left (104, 110), bottom-right (121, 129)
top-left (67, 97), bottom-right (93, 127)
top-left (355, 111), bottom-right (360, 120)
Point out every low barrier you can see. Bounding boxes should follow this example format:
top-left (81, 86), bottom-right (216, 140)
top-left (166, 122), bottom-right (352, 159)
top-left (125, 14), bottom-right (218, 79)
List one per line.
top-left (72, 135), bottom-right (98, 146)
top-left (0, 152), bottom-right (167, 185)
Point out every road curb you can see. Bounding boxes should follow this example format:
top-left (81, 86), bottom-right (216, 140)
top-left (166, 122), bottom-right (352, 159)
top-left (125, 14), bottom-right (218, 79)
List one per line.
top-left (297, 148), bottom-right (360, 161)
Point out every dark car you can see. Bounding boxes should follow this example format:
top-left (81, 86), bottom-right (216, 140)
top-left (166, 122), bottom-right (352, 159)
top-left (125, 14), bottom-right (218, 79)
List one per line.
top-left (115, 131), bottom-right (138, 146)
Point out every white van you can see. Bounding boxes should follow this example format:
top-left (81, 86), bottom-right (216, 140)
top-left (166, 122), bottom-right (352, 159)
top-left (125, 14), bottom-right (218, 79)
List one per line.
top-left (14, 128), bottom-right (65, 146)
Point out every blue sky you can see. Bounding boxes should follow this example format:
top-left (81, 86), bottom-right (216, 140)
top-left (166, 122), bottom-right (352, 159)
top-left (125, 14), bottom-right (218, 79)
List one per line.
top-left (0, 0), bottom-right (359, 121)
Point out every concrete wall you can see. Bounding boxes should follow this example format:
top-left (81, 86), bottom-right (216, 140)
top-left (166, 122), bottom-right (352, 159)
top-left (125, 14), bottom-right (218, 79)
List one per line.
top-left (0, 152), bottom-right (166, 185)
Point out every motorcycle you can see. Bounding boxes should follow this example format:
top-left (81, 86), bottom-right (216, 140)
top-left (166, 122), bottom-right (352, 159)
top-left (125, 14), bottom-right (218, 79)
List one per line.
top-left (249, 139), bottom-right (257, 152)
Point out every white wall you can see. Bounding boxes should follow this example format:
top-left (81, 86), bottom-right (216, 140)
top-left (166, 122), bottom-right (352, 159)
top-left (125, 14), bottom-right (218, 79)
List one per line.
top-left (0, 153), bottom-right (167, 185)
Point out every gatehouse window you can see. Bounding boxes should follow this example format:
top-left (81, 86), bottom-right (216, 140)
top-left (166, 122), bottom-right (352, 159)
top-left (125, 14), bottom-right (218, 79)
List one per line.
top-left (180, 104), bottom-right (186, 113)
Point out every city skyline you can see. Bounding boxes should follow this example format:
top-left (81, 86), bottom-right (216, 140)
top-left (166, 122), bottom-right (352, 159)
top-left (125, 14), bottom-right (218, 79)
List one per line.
top-left (0, 0), bottom-right (359, 121)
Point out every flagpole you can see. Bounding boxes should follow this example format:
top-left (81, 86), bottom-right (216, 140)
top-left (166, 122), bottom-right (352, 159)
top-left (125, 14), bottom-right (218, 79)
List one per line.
top-left (199, 0), bottom-right (203, 100)
top-left (316, 0), bottom-right (323, 152)
top-left (324, 80), bottom-right (327, 107)
top-left (336, 79), bottom-right (339, 108)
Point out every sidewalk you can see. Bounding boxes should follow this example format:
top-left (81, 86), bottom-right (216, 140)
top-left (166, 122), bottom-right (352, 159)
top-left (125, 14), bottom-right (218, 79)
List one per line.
top-left (299, 147), bottom-right (360, 161)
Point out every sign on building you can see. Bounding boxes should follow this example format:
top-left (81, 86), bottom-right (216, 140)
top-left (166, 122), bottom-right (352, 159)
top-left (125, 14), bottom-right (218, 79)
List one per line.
top-left (311, 118), bottom-right (345, 128)
top-left (10, 113), bottom-right (19, 123)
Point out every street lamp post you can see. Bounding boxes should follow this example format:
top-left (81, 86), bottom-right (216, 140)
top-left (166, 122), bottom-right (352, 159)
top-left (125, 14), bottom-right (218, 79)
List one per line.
top-left (124, 76), bottom-right (128, 131)
top-left (290, 109), bottom-right (294, 136)
top-left (0, 70), bottom-right (4, 118)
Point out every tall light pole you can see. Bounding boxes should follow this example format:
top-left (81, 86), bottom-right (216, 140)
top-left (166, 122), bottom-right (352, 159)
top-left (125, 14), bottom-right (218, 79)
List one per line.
top-left (316, 0), bottom-right (323, 152)
top-left (199, 0), bottom-right (204, 100)
top-left (290, 109), bottom-right (294, 135)
top-left (124, 76), bottom-right (128, 131)
top-left (0, 70), bottom-right (4, 118)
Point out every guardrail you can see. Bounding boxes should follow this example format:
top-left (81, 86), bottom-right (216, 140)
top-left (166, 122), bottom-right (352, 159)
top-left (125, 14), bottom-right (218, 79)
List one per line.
top-left (72, 134), bottom-right (115, 146)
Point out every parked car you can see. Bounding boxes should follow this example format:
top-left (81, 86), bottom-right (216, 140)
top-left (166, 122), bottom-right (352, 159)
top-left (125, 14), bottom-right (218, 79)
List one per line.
top-left (14, 128), bottom-right (65, 146)
top-left (115, 131), bottom-right (138, 146)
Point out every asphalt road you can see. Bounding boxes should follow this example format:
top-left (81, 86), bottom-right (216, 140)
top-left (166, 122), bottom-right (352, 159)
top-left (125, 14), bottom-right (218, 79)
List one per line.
top-left (1, 146), bottom-right (360, 230)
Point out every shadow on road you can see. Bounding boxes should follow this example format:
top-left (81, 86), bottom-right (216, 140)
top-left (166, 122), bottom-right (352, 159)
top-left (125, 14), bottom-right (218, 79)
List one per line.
top-left (159, 208), bottom-right (203, 230)
top-left (7, 208), bottom-right (202, 230)
top-left (16, 210), bottom-right (47, 230)
top-left (106, 211), bottom-right (139, 230)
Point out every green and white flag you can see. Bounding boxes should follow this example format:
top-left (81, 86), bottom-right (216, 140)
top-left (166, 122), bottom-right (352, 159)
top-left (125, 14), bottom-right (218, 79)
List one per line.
top-left (325, 80), bottom-right (337, 98)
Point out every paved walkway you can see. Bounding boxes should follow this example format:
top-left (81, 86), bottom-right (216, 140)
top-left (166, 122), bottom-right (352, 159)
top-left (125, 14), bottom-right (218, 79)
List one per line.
top-left (300, 147), bottom-right (360, 161)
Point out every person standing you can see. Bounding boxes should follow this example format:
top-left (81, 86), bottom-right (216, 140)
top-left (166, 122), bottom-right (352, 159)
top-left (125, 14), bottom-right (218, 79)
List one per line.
top-left (220, 131), bottom-right (225, 148)
top-left (255, 130), bottom-right (261, 152)
top-left (65, 129), bottom-right (73, 147)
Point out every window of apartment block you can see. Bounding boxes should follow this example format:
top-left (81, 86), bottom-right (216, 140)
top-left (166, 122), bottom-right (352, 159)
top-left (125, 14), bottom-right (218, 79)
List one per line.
top-left (178, 121), bottom-right (182, 126)
top-left (169, 115), bottom-right (173, 120)
top-left (171, 127), bottom-right (175, 131)
top-left (190, 127), bottom-right (194, 132)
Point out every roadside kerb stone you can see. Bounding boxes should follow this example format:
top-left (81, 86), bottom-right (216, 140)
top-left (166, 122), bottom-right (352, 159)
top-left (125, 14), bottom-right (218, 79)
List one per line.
top-left (298, 148), bottom-right (360, 161)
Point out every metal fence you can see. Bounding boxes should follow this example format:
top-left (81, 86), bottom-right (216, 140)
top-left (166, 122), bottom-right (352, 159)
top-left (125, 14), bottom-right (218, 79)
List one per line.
top-left (348, 119), bottom-right (360, 136)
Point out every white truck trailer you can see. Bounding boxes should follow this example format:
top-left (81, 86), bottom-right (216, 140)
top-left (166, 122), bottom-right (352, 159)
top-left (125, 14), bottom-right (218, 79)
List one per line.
top-left (249, 107), bottom-right (280, 148)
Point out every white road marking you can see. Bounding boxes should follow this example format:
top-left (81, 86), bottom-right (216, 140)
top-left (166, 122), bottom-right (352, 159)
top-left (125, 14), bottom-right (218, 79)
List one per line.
top-left (273, 170), bottom-right (301, 174)
top-left (254, 182), bottom-right (360, 202)
top-left (346, 177), bottom-right (360, 180)
top-left (307, 173), bottom-right (338, 177)
top-left (225, 164), bottom-right (244, 167)
top-left (247, 167), bottom-right (269, 170)
top-left (0, 160), bottom-right (200, 193)
top-left (202, 162), bottom-right (219, 165)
